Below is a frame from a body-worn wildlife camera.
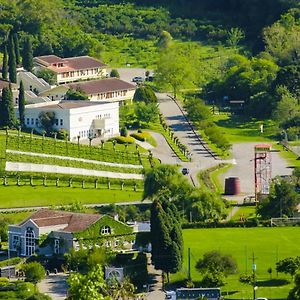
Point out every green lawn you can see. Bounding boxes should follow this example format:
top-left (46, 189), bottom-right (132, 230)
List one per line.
top-left (170, 227), bottom-right (300, 299)
top-left (0, 210), bottom-right (33, 224)
top-left (213, 113), bottom-right (278, 143)
top-left (0, 185), bottom-right (143, 208)
top-left (231, 205), bottom-right (257, 221)
top-left (272, 143), bottom-right (300, 168)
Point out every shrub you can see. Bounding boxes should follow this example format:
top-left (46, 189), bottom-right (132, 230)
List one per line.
top-left (110, 69), bottom-right (120, 78)
top-left (133, 86), bottom-right (157, 104)
top-left (112, 136), bottom-right (135, 144)
top-left (56, 128), bottom-right (68, 140)
top-left (130, 132), bottom-right (151, 142)
top-left (239, 273), bottom-right (252, 284)
top-left (22, 262), bottom-right (45, 284)
top-left (287, 126), bottom-right (299, 141)
top-left (120, 127), bottom-right (128, 137)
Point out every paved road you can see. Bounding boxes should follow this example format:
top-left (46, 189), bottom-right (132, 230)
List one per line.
top-left (38, 273), bottom-right (68, 300)
top-left (219, 143), bottom-right (293, 200)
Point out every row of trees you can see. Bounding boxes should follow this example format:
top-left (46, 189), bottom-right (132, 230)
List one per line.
top-left (0, 81), bottom-right (25, 128)
top-left (1, 31), bottom-right (33, 83)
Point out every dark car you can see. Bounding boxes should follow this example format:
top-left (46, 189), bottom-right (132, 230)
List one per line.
top-left (132, 76), bottom-right (144, 83)
top-left (181, 167), bottom-right (190, 175)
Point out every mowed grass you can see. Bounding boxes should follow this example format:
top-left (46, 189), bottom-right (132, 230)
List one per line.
top-left (272, 143), bottom-right (300, 168)
top-left (213, 113), bottom-right (277, 143)
top-left (171, 228), bottom-right (300, 299)
top-left (0, 185), bottom-right (143, 208)
top-left (231, 205), bottom-right (256, 221)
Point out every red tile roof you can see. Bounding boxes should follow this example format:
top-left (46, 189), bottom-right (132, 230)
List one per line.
top-left (20, 209), bottom-right (101, 233)
top-left (67, 78), bottom-right (136, 94)
top-left (35, 55), bottom-right (65, 65)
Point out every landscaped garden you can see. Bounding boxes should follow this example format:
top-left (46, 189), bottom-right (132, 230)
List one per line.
top-left (170, 227), bottom-right (300, 299)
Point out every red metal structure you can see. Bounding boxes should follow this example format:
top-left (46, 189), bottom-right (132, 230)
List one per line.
top-left (254, 144), bottom-right (272, 202)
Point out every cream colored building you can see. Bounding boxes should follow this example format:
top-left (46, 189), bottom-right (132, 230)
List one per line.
top-left (34, 55), bottom-right (107, 84)
top-left (39, 78), bottom-right (136, 104)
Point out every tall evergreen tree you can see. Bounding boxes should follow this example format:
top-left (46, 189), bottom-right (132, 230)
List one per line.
top-left (2, 44), bottom-right (8, 80)
top-left (8, 33), bottom-right (17, 83)
top-left (18, 80), bottom-right (25, 127)
top-left (1, 86), bottom-right (16, 128)
top-left (13, 33), bottom-right (20, 65)
top-left (22, 37), bottom-right (33, 72)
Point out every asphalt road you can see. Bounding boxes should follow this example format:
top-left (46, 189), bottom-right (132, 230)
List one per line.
top-left (38, 273), bottom-right (68, 300)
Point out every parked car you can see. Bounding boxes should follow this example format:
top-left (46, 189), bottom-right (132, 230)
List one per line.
top-left (181, 167), bottom-right (190, 175)
top-left (132, 76), bottom-right (144, 83)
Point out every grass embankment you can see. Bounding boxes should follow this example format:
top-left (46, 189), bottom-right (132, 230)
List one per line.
top-left (231, 205), bottom-right (256, 221)
top-left (272, 143), bottom-right (300, 168)
top-left (6, 153), bottom-right (144, 174)
top-left (0, 185), bottom-right (143, 208)
top-left (197, 163), bottom-right (232, 194)
top-left (213, 113), bottom-right (277, 143)
top-left (170, 227), bottom-right (300, 299)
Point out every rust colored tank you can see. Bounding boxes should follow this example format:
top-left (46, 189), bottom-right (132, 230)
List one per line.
top-left (224, 177), bottom-right (241, 195)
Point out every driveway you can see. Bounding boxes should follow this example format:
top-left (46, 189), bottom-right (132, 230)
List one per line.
top-left (107, 68), bottom-right (151, 84)
top-left (38, 273), bottom-right (68, 300)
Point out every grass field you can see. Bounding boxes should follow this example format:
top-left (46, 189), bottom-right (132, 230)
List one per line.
top-left (170, 227), bottom-right (300, 299)
top-left (0, 185), bottom-right (143, 208)
top-left (213, 114), bottom-right (277, 143)
top-left (272, 143), bottom-right (300, 168)
top-left (231, 205), bottom-right (256, 221)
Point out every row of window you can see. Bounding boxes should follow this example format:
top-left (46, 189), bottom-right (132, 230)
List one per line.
top-left (78, 129), bottom-right (95, 138)
top-left (95, 113), bottom-right (111, 119)
top-left (26, 118), bottom-right (63, 126)
top-left (96, 90), bottom-right (127, 100)
top-left (61, 68), bottom-right (100, 78)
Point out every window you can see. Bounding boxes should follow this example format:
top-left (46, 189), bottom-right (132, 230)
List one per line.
top-left (54, 239), bottom-right (60, 254)
top-left (31, 118), bottom-right (34, 125)
top-left (26, 118), bottom-right (30, 125)
top-left (25, 227), bottom-right (35, 256)
top-left (55, 119), bottom-right (58, 126)
top-left (101, 226), bottom-right (111, 235)
top-left (12, 235), bottom-right (20, 250)
top-left (35, 119), bottom-right (38, 125)
top-left (60, 119), bottom-right (63, 126)
top-left (114, 240), bottom-right (119, 247)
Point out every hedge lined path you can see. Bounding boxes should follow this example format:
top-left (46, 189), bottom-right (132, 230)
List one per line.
top-left (5, 162), bottom-right (144, 180)
top-left (6, 150), bottom-right (143, 169)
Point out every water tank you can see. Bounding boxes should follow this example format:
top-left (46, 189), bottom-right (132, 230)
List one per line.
top-left (224, 177), bottom-right (240, 195)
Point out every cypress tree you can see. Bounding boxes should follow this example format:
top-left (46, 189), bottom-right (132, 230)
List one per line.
top-left (2, 44), bottom-right (8, 80)
top-left (22, 37), bottom-right (33, 72)
top-left (18, 80), bottom-right (25, 127)
top-left (13, 33), bottom-right (20, 65)
top-left (1, 86), bottom-right (16, 128)
top-left (8, 33), bottom-right (17, 83)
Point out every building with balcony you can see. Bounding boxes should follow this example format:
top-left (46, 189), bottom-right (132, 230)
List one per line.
top-left (33, 55), bottom-right (107, 84)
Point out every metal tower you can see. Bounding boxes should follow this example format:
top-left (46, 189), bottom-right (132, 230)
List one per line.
top-left (254, 144), bottom-right (272, 202)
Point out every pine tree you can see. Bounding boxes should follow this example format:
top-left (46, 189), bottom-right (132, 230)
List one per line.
top-left (13, 33), bottom-right (20, 65)
top-left (1, 86), bottom-right (16, 128)
top-left (22, 37), bottom-right (33, 72)
top-left (8, 33), bottom-right (17, 83)
top-left (18, 80), bottom-right (25, 127)
top-left (2, 44), bottom-right (8, 80)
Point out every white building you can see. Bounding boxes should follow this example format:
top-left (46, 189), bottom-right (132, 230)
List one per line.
top-left (18, 100), bottom-right (119, 141)
top-left (39, 78), bottom-right (136, 104)
top-left (33, 55), bottom-right (107, 84)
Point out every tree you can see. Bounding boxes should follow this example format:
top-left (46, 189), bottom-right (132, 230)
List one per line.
top-left (2, 44), bottom-right (8, 80)
top-left (156, 44), bottom-right (196, 98)
top-left (8, 32), bottom-right (17, 83)
top-left (257, 178), bottom-right (300, 219)
top-left (109, 69), bottom-right (120, 78)
top-left (226, 27), bottom-right (245, 47)
top-left (22, 36), bottom-right (33, 72)
top-left (157, 30), bottom-right (173, 49)
top-left (201, 271), bottom-right (225, 287)
top-left (133, 86), bottom-right (157, 104)
top-left (276, 256), bottom-right (300, 277)
top-left (36, 69), bottom-right (56, 85)
top-left (0, 86), bottom-right (16, 128)
top-left (18, 80), bottom-right (25, 127)
top-left (13, 33), bottom-right (20, 65)
top-left (68, 264), bottom-right (110, 300)
top-left (66, 88), bottom-right (89, 100)
top-left (38, 111), bottom-right (56, 134)
top-left (120, 127), bottom-right (128, 137)
top-left (150, 199), bottom-right (183, 282)
top-left (135, 102), bottom-right (159, 125)
top-left (288, 272), bottom-right (300, 300)
top-left (184, 98), bottom-right (211, 123)
top-left (22, 262), bottom-right (45, 284)
top-left (196, 251), bottom-right (237, 276)
top-left (107, 277), bottom-right (135, 300)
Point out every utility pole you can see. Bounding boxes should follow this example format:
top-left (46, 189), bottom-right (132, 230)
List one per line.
top-left (251, 252), bottom-right (257, 300)
top-left (188, 248), bottom-right (191, 281)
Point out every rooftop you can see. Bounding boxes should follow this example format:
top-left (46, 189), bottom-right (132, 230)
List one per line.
top-left (0, 79), bottom-right (17, 90)
top-left (35, 55), bottom-right (65, 65)
top-left (67, 78), bottom-right (136, 94)
top-left (26, 100), bottom-right (113, 110)
top-left (20, 209), bottom-right (101, 233)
